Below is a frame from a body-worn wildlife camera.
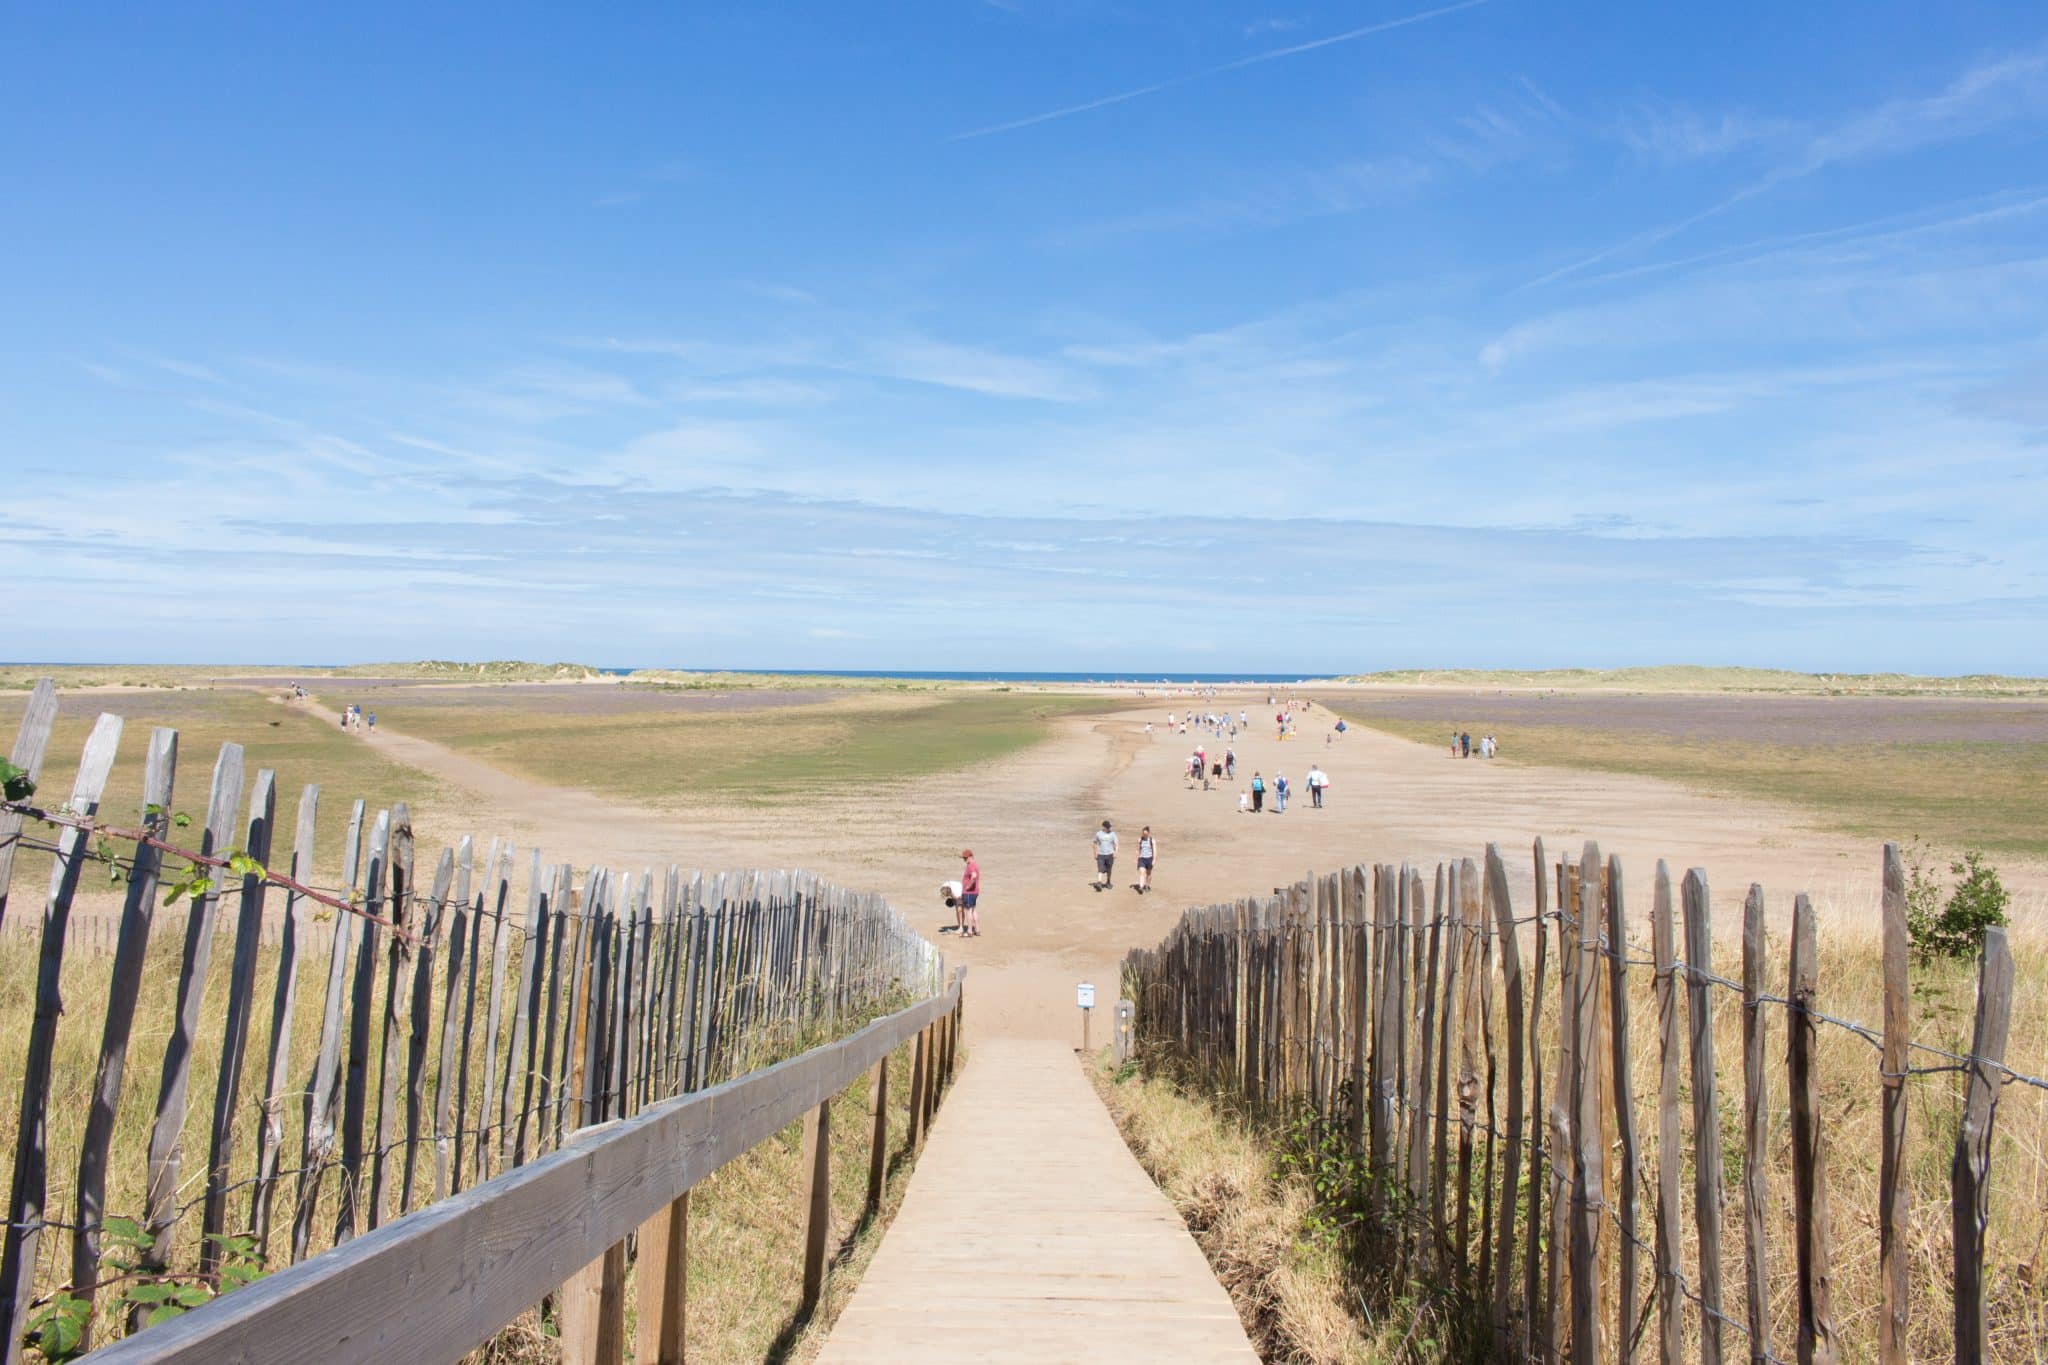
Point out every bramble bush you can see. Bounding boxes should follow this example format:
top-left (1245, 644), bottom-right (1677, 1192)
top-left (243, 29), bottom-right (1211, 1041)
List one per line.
top-left (1905, 845), bottom-right (2010, 962)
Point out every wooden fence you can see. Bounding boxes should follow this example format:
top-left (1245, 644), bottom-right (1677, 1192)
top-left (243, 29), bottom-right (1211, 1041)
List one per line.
top-left (1122, 842), bottom-right (2031, 1364)
top-left (0, 682), bottom-right (949, 1360)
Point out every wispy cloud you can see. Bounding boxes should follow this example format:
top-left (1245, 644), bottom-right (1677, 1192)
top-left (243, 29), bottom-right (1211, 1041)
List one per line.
top-left (949, 0), bottom-right (1489, 140)
top-left (1529, 42), bottom-right (2048, 287)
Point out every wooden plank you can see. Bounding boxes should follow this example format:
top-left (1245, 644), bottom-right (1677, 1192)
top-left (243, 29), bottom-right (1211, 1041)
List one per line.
top-left (535, 864), bottom-right (570, 1151)
top-left (0, 712), bottom-right (122, 1363)
top-left (475, 841), bottom-right (516, 1180)
top-left (1411, 865), bottom-right (1443, 1267)
top-left (1651, 863), bottom-right (1683, 1365)
top-left (1605, 855), bottom-right (1639, 1365)
top-left (1431, 863), bottom-right (1460, 1275)
top-left (1952, 925), bottom-right (2013, 1362)
top-left (367, 804), bottom-right (416, 1230)
top-left (1876, 843), bottom-right (1909, 1365)
top-left (1740, 883), bottom-right (1768, 1364)
top-left (68, 766), bottom-right (177, 1307)
top-left (1485, 846), bottom-right (1525, 1351)
top-left (800, 1099), bottom-right (833, 1314)
top-left (294, 800), bottom-right (365, 1263)
top-left (250, 784), bottom-right (319, 1260)
top-left (200, 767), bottom-right (279, 1277)
top-left (0, 678), bottom-right (59, 937)
top-left (1569, 844), bottom-right (1603, 1365)
top-left (633, 1193), bottom-right (688, 1365)
top-left (139, 743), bottom-right (247, 1302)
top-left (401, 846), bottom-right (455, 1213)
top-left (1455, 858), bottom-right (1482, 1282)
top-left (1681, 869), bottom-right (1724, 1365)
top-left (432, 837), bottom-right (473, 1202)
top-left (1527, 839), bottom-right (1550, 1360)
top-left (84, 971), bottom-right (966, 1365)
top-left (1786, 893), bottom-right (1837, 1365)
top-left (452, 839), bottom-right (486, 1187)
top-left (337, 809), bottom-right (391, 1244)
top-left (907, 1027), bottom-right (929, 1149)
top-left (508, 850), bottom-right (549, 1160)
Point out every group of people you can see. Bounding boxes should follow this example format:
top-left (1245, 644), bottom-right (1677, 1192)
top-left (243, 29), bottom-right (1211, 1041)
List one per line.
top-left (1239, 763), bottom-right (1329, 813)
top-left (340, 704), bottom-right (375, 733)
top-left (1183, 744), bottom-right (1238, 790)
top-left (1450, 731), bottom-right (1497, 758)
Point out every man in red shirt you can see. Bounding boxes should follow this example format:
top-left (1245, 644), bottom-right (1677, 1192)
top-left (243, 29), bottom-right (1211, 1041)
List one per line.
top-left (959, 850), bottom-right (981, 937)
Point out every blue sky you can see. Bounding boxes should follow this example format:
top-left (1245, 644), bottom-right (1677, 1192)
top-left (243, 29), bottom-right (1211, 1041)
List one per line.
top-left (4, 2), bottom-right (2045, 673)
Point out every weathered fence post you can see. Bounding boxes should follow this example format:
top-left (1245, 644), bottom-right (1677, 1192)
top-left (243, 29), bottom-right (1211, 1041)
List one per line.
top-left (1952, 926), bottom-right (2013, 1363)
top-left (1877, 843), bottom-right (1910, 1364)
top-left (634, 1193), bottom-right (689, 1365)
top-left (1682, 868), bottom-right (1724, 1365)
top-left (1741, 884), bottom-right (1769, 1365)
top-left (1786, 893), bottom-right (1838, 1365)
top-left (1652, 863), bottom-right (1683, 1365)
top-left (800, 1098), bottom-right (834, 1315)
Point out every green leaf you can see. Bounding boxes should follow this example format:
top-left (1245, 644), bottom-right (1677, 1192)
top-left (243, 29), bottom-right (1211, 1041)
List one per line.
top-left (122, 1282), bottom-right (181, 1305)
top-left (172, 1283), bottom-right (212, 1308)
top-left (27, 1295), bottom-right (89, 1361)
top-left (144, 1303), bottom-right (187, 1326)
top-left (227, 852), bottom-right (267, 880)
top-left (101, 1215), bottom-right (152, 1253)
top-left (164, 882), bottom-right (187, 905)
top-left (172, 811), bottom-right (191, 828)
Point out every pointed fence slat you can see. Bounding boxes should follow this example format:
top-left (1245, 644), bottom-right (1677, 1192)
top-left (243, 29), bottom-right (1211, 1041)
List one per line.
top-left (0, 712), bottom-right (122, 1362)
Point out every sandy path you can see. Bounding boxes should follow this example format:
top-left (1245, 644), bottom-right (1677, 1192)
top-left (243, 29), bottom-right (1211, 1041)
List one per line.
top-left (328, 690), bottom-right (2046, 1045)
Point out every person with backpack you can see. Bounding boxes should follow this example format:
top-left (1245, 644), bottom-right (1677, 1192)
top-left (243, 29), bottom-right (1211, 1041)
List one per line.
top-left (1274, 772), bottom-right (1289, 813)
top-left (1135, 827), bottom-right (1157, 893)
top-left (1249, 772), bottom-right (1265, 813)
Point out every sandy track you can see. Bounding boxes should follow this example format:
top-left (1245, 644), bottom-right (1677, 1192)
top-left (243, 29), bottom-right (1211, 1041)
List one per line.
top-left (334, 690), bottom-right (2047, 1044)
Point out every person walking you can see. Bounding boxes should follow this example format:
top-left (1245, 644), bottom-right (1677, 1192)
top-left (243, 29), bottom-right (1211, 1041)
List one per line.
top-left (366, 710), bottom-right (376, 733)
top-left (1250, 772), bottom-right (1265, 813)
top-left (1275, 772), bottom-right (1289, 813)
top-left (1136, 827), bottom-right (1156, 893)
top-left (958, 849), bottom-right (981, 936)
top-left (1460, 731), bottom-right (1470, 758)
top-left (1224, 746), bottom-right (1235, 779)
top-left (1307, 764), bottom-right (1327, 808)
top-left (1092, 820), bottom-right (1118, 891)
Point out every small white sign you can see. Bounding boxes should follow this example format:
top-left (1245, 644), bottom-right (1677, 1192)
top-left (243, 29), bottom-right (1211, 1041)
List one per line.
top-left (1076, 982), bottom-right (1096, 1010)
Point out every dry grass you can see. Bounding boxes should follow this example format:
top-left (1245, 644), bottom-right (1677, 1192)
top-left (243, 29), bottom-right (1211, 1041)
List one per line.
top-left (0, 687), bottom-right (443, 891)
top-left (380, 690), bottom-right (1112, 807)
top-left (1093, 1054), bottom-right (1435, 1363)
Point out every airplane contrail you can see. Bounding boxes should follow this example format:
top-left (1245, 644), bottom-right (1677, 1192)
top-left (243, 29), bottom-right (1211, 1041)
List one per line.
top-left (950, 0), bottom-right (1491, 142)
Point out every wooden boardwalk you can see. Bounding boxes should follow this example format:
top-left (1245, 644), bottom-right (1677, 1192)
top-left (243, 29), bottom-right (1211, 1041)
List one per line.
top-left (818, 1038), bottom-right (1256, 1363)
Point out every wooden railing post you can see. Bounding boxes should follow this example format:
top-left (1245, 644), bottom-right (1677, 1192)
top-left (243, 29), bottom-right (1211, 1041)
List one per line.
top-left (866, 1057), bottom-right (890, 1217)
top-left (559, 1239), bottom-right (627, 1365)
top-left (633, 1192), bottom-right (688, 1365)
top-left (800, 1099), bottom-right (832, 1315)
top-left (906, 1028), bottom-right (928, 1149)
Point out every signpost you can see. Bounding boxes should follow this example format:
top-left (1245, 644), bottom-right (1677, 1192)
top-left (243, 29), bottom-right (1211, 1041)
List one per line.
top-left (1077, 982), bottom-right (1095, 1053)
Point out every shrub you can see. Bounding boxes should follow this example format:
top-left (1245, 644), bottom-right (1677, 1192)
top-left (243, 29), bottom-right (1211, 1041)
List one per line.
top-left (1906, 846), bottom-right (2010, 961)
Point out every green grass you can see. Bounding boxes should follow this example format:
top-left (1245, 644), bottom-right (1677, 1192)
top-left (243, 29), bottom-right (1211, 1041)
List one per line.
top-left (388, 691), bottom-right (1115, 806)
top-left (0, 689), bottom-right (442, 883)
top-left (1341, 665), bottom-right (2048, 697)
top-left (1323, 707), bottom-right (2048, 858)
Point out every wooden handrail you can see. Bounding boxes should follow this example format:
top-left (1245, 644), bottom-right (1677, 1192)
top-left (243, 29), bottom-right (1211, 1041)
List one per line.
top-left (85, 969), bottom-right (966, 1365)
